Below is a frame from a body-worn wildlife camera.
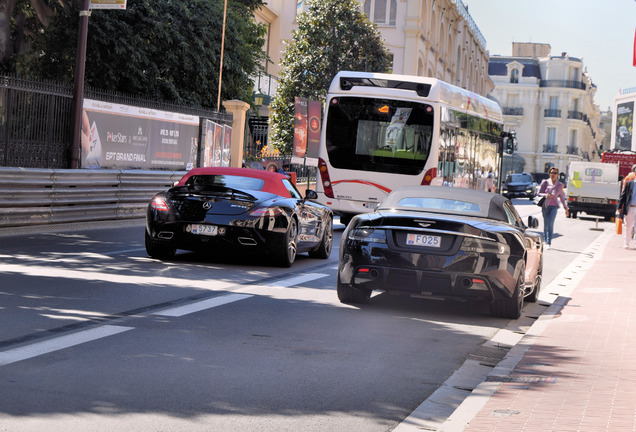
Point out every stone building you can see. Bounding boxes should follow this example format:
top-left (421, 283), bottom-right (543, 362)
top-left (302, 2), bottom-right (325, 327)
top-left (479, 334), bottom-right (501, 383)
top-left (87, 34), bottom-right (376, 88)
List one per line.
top-left (252, 0), bottom-right (493, 109)
top-left (488, 42), bottom-right (604, 178)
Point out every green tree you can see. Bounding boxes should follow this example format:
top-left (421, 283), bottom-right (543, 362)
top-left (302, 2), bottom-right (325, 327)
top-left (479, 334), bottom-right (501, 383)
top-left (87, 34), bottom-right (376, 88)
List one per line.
top-left (13, 0), bottom-right (267, 107)
top-left (269, 0), bottom-right (391, 154)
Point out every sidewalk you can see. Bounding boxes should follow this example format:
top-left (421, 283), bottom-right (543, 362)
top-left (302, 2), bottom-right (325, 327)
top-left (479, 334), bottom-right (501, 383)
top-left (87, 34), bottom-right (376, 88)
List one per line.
top-left (449, 228), bottom-right (636, 431)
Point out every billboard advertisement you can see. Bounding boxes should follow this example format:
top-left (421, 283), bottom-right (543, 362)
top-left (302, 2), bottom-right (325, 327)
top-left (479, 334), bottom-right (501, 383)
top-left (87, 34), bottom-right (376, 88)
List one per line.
top-left (306, 99), bottom-right (321, 165)
top-left (292, 97), bottom-right (308, 165)
top-left (615, 101), bottom-right (634, 151)
top-left (200, 120), bottom-right (231, 167)
top-left (81, 99), bottom-right (200, 170)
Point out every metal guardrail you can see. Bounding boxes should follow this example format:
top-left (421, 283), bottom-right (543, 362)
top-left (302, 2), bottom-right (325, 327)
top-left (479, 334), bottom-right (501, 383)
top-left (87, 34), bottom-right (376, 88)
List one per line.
top-left (0, 168), bottom-right (185, 228)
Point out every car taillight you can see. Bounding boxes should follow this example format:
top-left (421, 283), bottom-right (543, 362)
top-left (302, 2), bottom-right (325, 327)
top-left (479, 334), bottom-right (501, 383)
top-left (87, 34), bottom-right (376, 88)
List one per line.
top-left (421, 167), bottom-right (437, 185)
top-left (348, 227), bottom-right (387, 244)
top-left (460, 237), bottom-right (508, 254)
top-left (249, 207), bottom-right (284, 217)
top-left (151, 197), bottom-right (170, 212)
top-left (318, 158), bottom-right (334, 198)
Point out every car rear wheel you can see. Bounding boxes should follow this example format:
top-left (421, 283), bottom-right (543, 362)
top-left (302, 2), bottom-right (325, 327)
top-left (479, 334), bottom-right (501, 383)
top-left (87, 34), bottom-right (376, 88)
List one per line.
top-left (490, 264), bottom-right (524, 319)
top-left (276, 217), bottom-right (298, 267)
top-left (309, 216), bottom-right (333, 259)
top-left (145, 230), bottom-right (176, 260)
top-left (337, 274), bottom-right (371, 304)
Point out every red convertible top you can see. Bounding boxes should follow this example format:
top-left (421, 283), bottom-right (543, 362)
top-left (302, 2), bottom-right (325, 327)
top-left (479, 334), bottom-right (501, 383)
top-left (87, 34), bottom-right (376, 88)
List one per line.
top-left (176, 167), bottom-right (292, 197)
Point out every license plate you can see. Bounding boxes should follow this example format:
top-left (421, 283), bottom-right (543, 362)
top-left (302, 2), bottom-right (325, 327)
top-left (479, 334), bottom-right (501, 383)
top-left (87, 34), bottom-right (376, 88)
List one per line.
top-left (189, 224), bottom-right (219, 236)
top-left (406, 233), bottom-right (441, 247)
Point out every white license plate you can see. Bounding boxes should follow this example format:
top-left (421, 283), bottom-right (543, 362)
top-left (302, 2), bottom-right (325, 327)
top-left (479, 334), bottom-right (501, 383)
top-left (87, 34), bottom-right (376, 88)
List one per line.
top-left (189, 224), bottom-right (218, 236)
top-left (406, 233), bottom-right (441, 247)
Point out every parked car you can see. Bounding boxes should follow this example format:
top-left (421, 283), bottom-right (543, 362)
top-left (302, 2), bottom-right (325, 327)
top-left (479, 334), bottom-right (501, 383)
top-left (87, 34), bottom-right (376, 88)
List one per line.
top-left (502, 172), bottom-right (536, 199)
top-left (337, 186), bottom-right (543, 318)
top-left (145, 167), bottom-right (333, 267)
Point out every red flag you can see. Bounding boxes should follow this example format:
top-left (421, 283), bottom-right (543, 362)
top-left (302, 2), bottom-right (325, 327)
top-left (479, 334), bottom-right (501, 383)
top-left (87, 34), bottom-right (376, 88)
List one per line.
top-left (633, 27), bottom-right (636, 66)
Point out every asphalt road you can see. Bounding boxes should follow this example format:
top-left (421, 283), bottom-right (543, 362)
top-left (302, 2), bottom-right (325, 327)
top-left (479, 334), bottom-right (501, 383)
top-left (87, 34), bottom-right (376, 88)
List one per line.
top-left (0, 201), bottom-right (608, 431)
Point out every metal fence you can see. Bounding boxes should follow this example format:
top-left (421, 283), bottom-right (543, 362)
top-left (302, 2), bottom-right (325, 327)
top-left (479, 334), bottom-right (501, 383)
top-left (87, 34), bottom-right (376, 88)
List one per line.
top-left (0, 74), bottom-right (230, 169)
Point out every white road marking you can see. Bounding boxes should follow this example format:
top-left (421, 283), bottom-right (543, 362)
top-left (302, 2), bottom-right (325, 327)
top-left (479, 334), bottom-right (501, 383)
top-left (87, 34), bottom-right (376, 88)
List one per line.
top-left (264, 273), bottom-right (329, 288)
top-left (0, 325), bottom-right (133, 367)
top-left (153, 293), bottom-right (253, 317)
top-left (153, 273), bottom-right (330, 317)
top-left (0, 272), bottom-right (332, 365)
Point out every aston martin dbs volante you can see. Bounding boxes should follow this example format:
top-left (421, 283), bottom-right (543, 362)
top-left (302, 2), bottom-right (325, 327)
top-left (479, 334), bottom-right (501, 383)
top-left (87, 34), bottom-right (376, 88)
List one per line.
top-left (145, 167), bottom-right (333, 267)
top-left (337, 186), bottom-right (543, 318)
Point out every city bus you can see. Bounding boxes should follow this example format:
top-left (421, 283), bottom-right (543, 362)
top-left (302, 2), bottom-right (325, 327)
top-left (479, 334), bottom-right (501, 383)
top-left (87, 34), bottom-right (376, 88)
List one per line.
top-left (316, 71), bottom-right (506, 225)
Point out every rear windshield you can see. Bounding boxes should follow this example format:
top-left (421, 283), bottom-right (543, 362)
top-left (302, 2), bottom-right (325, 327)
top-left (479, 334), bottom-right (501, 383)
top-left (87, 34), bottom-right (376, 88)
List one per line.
top-left (325, 96), bottom-right (434, 175)
top-left (395, 197), bottom-right (481, 215)
top-left (184, 175), bottom-right (265, 191)
top-left (506, 174), bottom-right (532, 183)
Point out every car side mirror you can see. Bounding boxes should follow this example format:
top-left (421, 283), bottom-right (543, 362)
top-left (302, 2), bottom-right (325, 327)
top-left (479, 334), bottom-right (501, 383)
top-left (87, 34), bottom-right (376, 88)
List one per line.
top-left (527, 215), bottom-right (539, 229)
top-left (305, 189), bottom-right (318, 201)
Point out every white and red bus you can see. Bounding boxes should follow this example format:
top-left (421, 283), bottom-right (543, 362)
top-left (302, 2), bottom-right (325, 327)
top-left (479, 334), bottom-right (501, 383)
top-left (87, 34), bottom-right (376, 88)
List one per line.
top-left (316, 71), bottom-right (506, 225)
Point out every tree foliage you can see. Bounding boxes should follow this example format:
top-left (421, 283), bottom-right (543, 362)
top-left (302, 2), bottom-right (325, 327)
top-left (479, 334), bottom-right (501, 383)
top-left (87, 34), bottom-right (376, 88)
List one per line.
top-left (7, 0), bottom-right (267, 108)
top-left (269, 0), bottom-right (391, 154)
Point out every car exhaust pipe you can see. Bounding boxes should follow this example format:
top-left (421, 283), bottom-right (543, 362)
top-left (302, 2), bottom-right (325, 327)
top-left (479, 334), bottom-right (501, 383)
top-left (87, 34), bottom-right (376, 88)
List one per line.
top-left (238, 237), bottom-right (257, 246)
top-left (157, 231), bottom-right (174, 240)
top-left (369, 268), bottom-right (380, 279)
top-left (460, 277), bottom-right (473, 288)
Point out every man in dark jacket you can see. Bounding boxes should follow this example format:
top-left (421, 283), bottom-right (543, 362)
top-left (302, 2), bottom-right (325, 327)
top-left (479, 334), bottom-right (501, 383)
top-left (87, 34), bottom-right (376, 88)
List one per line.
top-left (618, 173), bottom-right (636, 249)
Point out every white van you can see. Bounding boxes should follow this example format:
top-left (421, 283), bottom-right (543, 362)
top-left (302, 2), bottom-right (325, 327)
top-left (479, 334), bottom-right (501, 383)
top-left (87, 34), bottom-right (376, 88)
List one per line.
top-left (566, 161), bottom-right (620, 220)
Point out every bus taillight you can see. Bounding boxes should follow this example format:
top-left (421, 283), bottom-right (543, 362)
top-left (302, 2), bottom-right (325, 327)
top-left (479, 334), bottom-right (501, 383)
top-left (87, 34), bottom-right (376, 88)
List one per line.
top-left (318, 158), bottom-right (335, 198)
top-left (421, 167), bottom-right (437, 186)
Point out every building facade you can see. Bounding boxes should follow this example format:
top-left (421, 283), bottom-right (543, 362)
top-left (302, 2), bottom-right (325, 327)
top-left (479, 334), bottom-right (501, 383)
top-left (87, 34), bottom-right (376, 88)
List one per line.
top-left (360, 0), bottom-right (493, 95)
top-left (488, 43), bottom-right (604, 178)
top-left (253, 0), bottom-right (493, 108)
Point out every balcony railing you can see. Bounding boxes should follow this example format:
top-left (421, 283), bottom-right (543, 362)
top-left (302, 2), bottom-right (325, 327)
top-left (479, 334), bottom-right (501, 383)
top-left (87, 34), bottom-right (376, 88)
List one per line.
top-left (539, 80), bottom-right (586, 90)
top-left (543, 145), bottom-right (558, 153)
top-left (502, 107), bottom-right (524, 116)
top-left (544, 109), bottom-right (561, 118)
top-left (566, 146), bottom-right (579, 155)
top-left (567, 110), bottom-right (587, 121)
top-left (452, 0), bottom-right (487, 50)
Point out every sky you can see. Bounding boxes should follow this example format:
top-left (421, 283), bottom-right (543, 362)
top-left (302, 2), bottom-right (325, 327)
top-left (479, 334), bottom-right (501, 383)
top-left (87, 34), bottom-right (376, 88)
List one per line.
top-left (465, 0), bottom-right (636, 111)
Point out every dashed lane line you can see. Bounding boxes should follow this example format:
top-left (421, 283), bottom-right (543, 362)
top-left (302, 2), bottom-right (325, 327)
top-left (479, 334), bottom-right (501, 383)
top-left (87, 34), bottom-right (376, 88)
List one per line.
top-left (0, 272), bottom-right (332, 366)
top-left (153, 293), bottom-right (254, 317)
top-left (0, 325), bottom-right (134, 367)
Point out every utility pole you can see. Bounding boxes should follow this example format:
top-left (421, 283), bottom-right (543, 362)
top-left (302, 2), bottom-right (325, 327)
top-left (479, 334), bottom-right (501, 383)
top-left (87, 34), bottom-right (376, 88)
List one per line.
top-left (217, 0), bottom-right (228, 112)
top-left (71, 0), bottom-right (91, 169)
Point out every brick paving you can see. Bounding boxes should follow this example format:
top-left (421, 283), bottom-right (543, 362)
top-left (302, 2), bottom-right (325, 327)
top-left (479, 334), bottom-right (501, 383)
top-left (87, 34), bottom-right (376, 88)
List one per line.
top-left (463, 232), bottom-right (636, 431)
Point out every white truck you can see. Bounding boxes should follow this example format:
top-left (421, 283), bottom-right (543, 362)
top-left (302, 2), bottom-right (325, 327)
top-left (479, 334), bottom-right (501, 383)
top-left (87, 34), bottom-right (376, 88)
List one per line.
top-left (566, 161), bottom-right (620, 220)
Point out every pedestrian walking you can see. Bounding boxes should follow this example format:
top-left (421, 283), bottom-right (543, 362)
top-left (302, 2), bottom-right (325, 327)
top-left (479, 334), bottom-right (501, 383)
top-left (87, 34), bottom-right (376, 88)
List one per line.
top-left (618, 174), bottom-right (636, 249)
top-left (537, 167), bottom-right (569, 249)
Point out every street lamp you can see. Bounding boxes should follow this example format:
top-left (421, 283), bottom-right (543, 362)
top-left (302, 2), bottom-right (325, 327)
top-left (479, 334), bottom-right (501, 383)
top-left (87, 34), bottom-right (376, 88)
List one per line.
top-left (217, 0), bottom-right (228, 112)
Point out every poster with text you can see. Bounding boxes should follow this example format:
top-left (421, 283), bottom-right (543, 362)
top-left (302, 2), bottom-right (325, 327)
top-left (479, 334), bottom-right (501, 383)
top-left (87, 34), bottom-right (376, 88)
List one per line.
top-left (213, 123), bottom-right (224, 167)
top-left (306, 99), bottom-right (321, 164)
top-left (293, 97), bottom-right (308, 164)
top-left (81, 99), bottom-right (200, 170)
top-left (222, 125), bottom-right (232, 167)
top-left (202, 120), bottom-right (215, 167)
top-left (615, 101), bottom-right (634, 151)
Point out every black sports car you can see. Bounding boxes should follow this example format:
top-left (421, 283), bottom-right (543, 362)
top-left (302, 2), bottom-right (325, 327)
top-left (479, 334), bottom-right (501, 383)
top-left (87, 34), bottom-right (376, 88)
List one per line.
top-left (145, 167), bottom-right (333, 267)
top-left (502, 172), bottom-right (536, 199)
top-left (337, 186), bottom-right (543, 318)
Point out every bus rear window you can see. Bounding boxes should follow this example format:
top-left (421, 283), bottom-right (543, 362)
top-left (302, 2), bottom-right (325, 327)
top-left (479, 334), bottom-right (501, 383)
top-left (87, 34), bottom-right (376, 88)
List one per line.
top-left (325, 97), bottom-right (434, 175)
